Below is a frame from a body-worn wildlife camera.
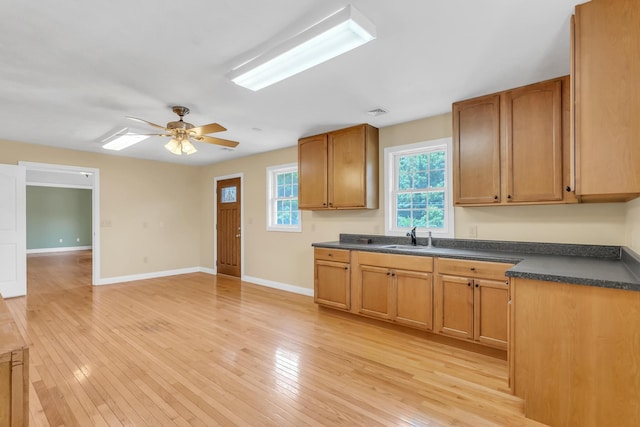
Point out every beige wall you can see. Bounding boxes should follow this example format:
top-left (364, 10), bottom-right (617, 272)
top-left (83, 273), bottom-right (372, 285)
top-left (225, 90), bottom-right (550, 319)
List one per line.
top-left (1, 139), bottom-right (202, 278)
top-left (1, 111), bottom-right (635, 291)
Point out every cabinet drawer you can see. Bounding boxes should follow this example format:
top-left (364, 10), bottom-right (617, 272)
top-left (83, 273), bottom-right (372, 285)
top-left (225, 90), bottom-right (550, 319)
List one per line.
top-left (314, 247), bottom-right (350, 263)
top-left (436, 258), bottom-right (512, 280)
top-left (356, 251), bottom-right (433, 272)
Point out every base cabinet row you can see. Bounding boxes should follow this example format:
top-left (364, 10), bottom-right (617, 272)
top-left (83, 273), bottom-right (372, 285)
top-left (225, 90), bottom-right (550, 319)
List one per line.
top-left (314, 248), bottom-right (511, 350)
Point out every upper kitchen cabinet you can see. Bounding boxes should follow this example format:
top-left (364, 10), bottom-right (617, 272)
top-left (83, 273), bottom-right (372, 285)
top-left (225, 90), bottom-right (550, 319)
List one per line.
top-left (573, 0), bottom-right (640, 202)
top-left (453, 94), bottom-right (501, 205)
top-left (298, 124), bottom-right (379, 210)
top-left (453, 76), bottom-right (575, 206)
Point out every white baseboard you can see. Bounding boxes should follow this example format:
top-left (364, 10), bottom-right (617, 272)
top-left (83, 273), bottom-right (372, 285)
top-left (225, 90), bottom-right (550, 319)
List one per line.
top-left (96, 267), bottom-right (203, 286)
top-left (27, 246), bottom-right (92, 254)
top-left (93, 267), bottom-right (311, 298)
top-left (242, 275), bottom-right (314, 297)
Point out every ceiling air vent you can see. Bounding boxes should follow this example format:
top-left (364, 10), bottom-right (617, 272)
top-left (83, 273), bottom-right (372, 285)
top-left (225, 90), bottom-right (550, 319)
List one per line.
top-left (367, 108), bottom-right (388, 117)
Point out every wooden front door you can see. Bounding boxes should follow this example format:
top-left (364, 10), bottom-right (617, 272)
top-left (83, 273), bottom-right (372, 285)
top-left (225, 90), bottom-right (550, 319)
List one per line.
top-left (216, 177), bottom-right (241, 277)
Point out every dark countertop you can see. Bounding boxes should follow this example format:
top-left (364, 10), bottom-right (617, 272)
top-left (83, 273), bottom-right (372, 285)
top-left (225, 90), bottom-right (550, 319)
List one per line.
top-left (312, 234), bottom-right (640, 292)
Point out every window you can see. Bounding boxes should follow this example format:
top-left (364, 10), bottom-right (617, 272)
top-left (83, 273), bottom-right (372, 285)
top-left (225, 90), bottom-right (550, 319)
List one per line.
top-left (384, 137), bottom-right (454, 237)
top-left (266, 163), bottom-right (301, 232)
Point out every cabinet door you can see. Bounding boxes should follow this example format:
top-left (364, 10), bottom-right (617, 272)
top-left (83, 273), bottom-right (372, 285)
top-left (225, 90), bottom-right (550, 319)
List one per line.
top-left (315, 259), bottom-right (350, 310)
top-left (453, 94), bottom-right (501, 205)
top-left (474, 279), bottom-right (508, 349)
top-left (574, 0), bottom-right (640, 201)
top-left (438, 275), bottom-right (474, 340)
top-left (0, 355), bottom-right (10, 426)
top-left (505, 79), bottom-right (563, 203)
top-left (395, 269), bottom-right (433, 330)
top-left (359, 265), bottom-right (393, 320)
top-left (328, 126), bottom-right (367, 208)
top-left (299, 134), bottom-right (328, 209)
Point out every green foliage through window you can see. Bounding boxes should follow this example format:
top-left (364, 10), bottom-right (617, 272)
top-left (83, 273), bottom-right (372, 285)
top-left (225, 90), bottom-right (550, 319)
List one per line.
top-left (274, 170), bottom-right (299, 226)
top-left (395, 150), bottom-right (446, 230)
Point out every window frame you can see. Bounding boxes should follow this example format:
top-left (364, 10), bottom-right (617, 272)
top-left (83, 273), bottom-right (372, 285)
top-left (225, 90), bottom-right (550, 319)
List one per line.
top-left (384, 137), bottom-right (454, 238)
top-left (266, 163), bottom-right (301, 232)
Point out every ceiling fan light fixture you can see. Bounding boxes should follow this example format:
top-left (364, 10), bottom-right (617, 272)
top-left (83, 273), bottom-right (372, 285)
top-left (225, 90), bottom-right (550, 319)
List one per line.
top-left (181, 140), bottom-right (197, 155)
top-left (102, 128), bottom-right (150, 151)
top-left (229, 4), bottom-right (376, 91)
top-left (165, 138), bottom-right (183, 155)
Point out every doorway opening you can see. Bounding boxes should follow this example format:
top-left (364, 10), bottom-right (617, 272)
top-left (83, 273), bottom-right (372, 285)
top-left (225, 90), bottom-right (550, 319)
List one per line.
top-left (19, 162), bottom-right (101, 288)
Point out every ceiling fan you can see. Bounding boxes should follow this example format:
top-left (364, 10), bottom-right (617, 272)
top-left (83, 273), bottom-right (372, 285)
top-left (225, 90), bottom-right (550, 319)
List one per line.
top-left (127, 106), bottom-right (239, 156)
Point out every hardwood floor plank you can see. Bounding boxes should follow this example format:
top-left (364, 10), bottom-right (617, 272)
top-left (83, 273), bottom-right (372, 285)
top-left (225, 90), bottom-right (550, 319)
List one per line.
top-left (3, 251), bottom-right (543, 426)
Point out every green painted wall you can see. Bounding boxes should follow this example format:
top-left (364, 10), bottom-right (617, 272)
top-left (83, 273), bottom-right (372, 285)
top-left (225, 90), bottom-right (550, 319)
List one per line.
top-left (26, 186), bottom-right (92, 250)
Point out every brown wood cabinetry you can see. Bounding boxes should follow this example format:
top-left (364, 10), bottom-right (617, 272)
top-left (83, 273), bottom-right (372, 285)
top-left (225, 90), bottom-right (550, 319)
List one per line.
top-left (354, 251), bottom-right (434, 330)
top-left (0, 297), bottom-right (28, 426)
top-left (573, 0), bottom-right (640, 202)
top-left (511, 278), bottom-right (640, 426)
top-left (453, 76), bottom-right (575, 206)
top-left (298, 124), bottom-right (378, 210)
top-left (314, 248), bottom-right (351, 310)
top-left (435, 258), bottom-right (511, 349)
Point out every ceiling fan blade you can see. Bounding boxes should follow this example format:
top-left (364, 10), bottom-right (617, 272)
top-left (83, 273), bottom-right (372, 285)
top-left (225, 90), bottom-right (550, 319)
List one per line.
top-left (189, 123), bottom-right (227, 135)
top-left (126, 116), bottom-right (167, 130)
top-left (198, 135), bottom-right (239, 148)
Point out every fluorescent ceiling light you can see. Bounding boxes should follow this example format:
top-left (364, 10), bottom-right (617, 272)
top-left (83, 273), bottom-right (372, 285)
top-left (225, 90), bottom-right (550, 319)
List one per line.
top-left (102, 128), bottom-right (150, 151)
top-left (229, 4), bottom-right (376, 91)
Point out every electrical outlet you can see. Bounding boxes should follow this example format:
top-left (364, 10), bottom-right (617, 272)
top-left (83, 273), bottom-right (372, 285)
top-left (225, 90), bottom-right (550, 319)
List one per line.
top-left (469, 225), bottom-right (478, 238)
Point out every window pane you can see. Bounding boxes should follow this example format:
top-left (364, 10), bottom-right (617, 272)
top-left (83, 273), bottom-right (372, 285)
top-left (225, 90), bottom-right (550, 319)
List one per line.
top-left (398, 172), bottom-right (412, 190)
top-left (284, 173), bottom-right (292, 184)
top-left (291, 211), bottom-right (299, 225)
top-left (397, 210), bottom-right (411, 227)
top-left (397, 193), bottom-right (411, 209)
top-left (412, 209), bottom-right (427, 227)
top-left (412, 192), bottom-right (427, 209)
top-left (292, 184), bottom-right (298, 197)
top-left (414, 172), bottom-right (428, 189)
top-left (399, 156), bottom-right (412, 175)
top-left (415, 154), bottom-right (428, 171)
top-left (277, 174), bottom-right (285, 185)
top-left (429, 169), bottom-right (445, 188)
top-left (430, 151), bottom-right (445, 169)
top-left (428, 191), bottom-right (445, 208)
top-left (283, 185), bottom-right (291, 197)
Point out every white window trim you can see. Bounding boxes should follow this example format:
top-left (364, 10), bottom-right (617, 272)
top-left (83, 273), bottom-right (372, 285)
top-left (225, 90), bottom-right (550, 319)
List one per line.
top-left (384, 137), bottom-right (454, 238)
top-left (266, 163), bottom-right (301, 232)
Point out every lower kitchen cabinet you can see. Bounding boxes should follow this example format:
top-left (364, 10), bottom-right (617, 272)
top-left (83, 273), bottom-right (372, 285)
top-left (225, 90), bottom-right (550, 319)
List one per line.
top-left (314, 248), bottom-right (351, 310)
top-left (435, 258), bottom-right (511, 349)
top-left (512, 278), bottom-right (640, 426)
top-left (354, 251), bottom-right (434, 330)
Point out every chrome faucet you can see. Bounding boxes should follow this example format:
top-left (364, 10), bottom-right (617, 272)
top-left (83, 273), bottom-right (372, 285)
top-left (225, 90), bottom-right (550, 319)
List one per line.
top-left (406, 226), bottom-right (417, 246)
top-left (427, 231), bottom-right (433, 248)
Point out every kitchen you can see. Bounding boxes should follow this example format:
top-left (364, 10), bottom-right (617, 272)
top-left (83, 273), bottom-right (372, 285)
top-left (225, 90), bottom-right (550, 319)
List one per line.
top-left (0, 0), bottom-right (639, 425)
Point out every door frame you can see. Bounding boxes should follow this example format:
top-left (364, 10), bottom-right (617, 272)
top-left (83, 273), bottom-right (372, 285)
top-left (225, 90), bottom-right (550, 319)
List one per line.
top-left (19, 161), bottom-right (101, 286)
top-left (213, 173), bottom-right (244, 277)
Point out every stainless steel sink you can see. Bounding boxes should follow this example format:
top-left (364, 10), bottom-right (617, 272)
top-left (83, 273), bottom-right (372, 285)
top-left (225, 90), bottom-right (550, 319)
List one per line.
top-left (381, 244), bottom-right (434, 251)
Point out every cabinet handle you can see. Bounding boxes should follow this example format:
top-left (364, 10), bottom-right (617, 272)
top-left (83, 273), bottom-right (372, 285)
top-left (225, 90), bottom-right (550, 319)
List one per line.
top-left (387, 271), bottom-right (391, 276)
top-left (475, 283), bottom-right (479, 288)
top-left (467, 282), bottom-right (471, 287)
top-left (494, 195), bottom-right (498, 200)
top-left (566, 186), bottom-right (572, 192)
top-left (328, 253), bottom-right (332, 257)
top-left (507, 195), bottom-right (512, 199)
top-left (470, 267), bottom-right (476, 271)
top-left (323, 202), bottom-right (327, 206)
top-left (329, 202), bottom-right (333, 207)
top-left (344, 266), bottom-right (349, 270)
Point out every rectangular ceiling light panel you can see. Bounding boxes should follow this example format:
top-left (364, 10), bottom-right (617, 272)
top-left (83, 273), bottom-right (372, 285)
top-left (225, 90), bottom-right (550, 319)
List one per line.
top-left (230, 5), bottom-right (376, 91)
top-left (102, 128), bottom-right (150, 151)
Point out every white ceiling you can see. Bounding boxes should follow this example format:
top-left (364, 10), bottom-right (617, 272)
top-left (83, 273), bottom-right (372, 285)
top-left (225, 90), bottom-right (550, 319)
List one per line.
top-left (0, 0), bottom-right (579, 166)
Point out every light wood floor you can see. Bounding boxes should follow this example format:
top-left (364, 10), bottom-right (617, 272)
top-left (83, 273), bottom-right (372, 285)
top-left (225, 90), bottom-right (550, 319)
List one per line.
top-left (5, 251), bottom-right (544, 426)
